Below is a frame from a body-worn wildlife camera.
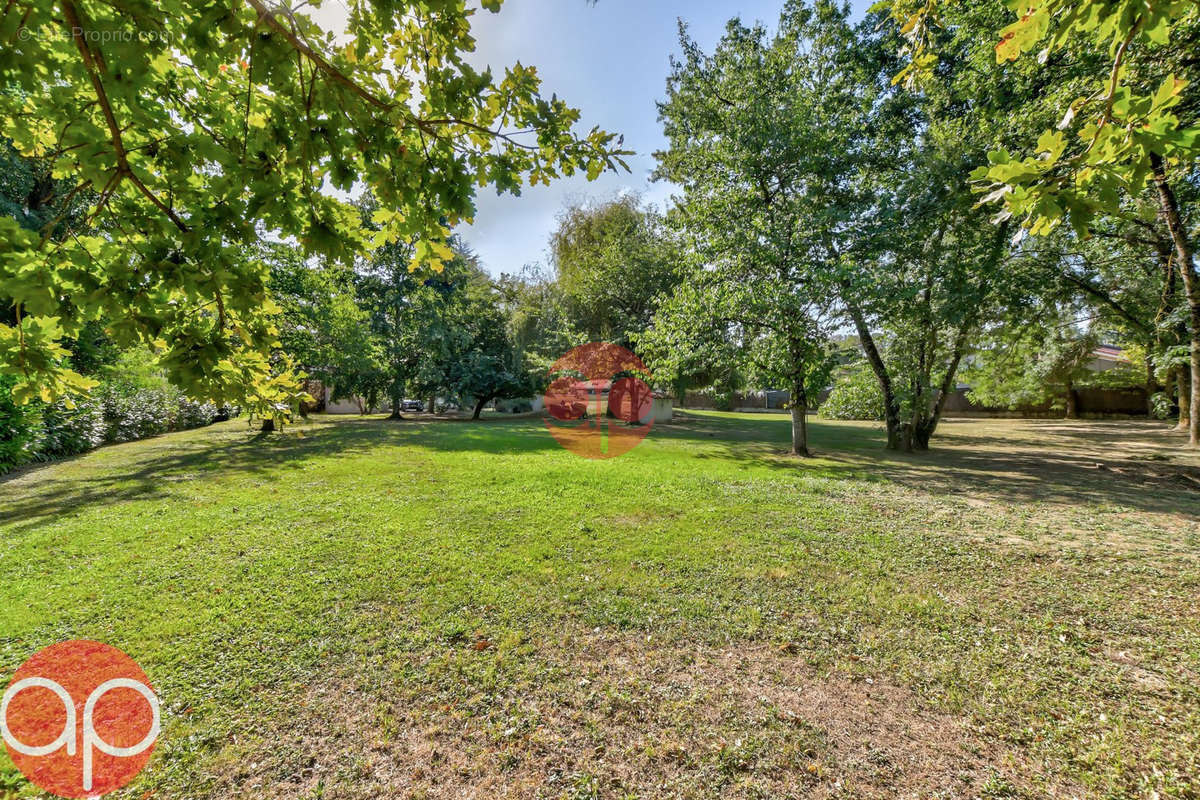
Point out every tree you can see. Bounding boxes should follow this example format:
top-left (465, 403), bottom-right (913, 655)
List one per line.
top-left (967, 313), bottom-right (1099, 418)
top-left (1017, 221), bottom-right (1189, 418)
top-left (354, 230), bottom-right (422, 420)
top-left (266, 244), bottom-right (386, 412)
top-left (496, 264), bottom-right (582, 374)
top-left (648, 0), bottom-right (865, 456)
top-left (0, 0), bottom-right (628, 422)
top-left (0, 139), bottom-right (93, 246)
top-left (836, 0), bottom-right (1081, 451)
top-left (966, 310), bottom-right (1146, 418)
top-left (641, 277), bottom-right (836, 455)
top-left (411, 249), bottom-right (535, 419)
top-left (550, 195), bottom-right (682, 348)
top-left (880, 0), bottom-right (1200, 444)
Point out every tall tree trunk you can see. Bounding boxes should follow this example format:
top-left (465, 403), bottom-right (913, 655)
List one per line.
top-left (912, 343), bottom-right (967, 451)
top-left (389, 394), bottom-right (403, 420)
top-left (260, 418), bottom-right (275, 432)
top-left (904, 381), bottom-right (923, 454)
top-left (1151, 153), bottom-right (1200, 446)
top-left (1065, 381), bottom-right (1078, 420)
top-left (1144, 347), bottom-right (1159, 417)
top-left (845, 299), bottom-right (903, 450)
top-left (789, 382), bottom-right (810, 457)
top-left (1180, 365), bottom-right (1193, 431)
top-left (428, 395), bottom-right (436, 415)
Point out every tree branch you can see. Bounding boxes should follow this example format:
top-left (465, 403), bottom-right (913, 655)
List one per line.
top-left (62, 0), bottom-right (189, 233)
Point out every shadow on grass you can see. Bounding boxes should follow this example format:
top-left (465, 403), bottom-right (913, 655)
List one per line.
top-left (659, 411), bottom-right (1200, 518)
top-left (0, 414), bottom-right (562, 532)
top-left (1, 411), bottom-right (1195, 531)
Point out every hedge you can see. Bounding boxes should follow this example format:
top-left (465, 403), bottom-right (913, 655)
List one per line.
top-left (0, 376), bottom-right (235, 474)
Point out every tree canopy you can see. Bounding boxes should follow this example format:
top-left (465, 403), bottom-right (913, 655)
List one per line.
top-left (0, 0), bottom-right (627, 424)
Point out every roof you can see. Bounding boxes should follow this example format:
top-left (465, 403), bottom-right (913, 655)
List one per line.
top-left (1091, 345), bottom-right (1130, 364)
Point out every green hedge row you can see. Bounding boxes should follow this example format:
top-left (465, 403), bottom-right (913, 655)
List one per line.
top-left (0, 376), bottom-right (235, 474)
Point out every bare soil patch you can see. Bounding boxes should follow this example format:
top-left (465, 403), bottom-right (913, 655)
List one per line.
top-left (211, 631), bottom-right (1073, 799)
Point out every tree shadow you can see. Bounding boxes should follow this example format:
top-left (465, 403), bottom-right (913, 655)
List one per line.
top-left (2, 412), bottom-right (1195, 533)
top-left (0, 415), bottom-right (563, 532)
top-left (658, 412), bottom-right (1200, 518)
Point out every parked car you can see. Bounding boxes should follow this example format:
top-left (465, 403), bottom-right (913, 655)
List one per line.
top-left (401, 399), bottom-right (424, 412)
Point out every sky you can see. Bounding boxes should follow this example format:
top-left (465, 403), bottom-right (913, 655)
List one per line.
top-left (313, 0), bottom-right (871, 276)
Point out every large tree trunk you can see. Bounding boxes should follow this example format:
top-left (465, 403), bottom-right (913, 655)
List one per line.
top-left (1144, 347), bottom-right (1160, 417)
top-left (1065, 381), bottom-right (1078, 420)
top-left (845, 300), bottom-right (903, 450)
top-left (1180, 365), bottom-right (1193, 431)
top-left (912, 345), bottom-right (967, 451)
top-left (789, 383), bottom-right (810, 457)
top-left (260, 418), bottom-right (275, 433)
top-left (388, 395), bottom-right (403, 420)
top-left (1151, 154), bottom-right (1200, 446)
top-left (472, 396), bottom-right (490, 420)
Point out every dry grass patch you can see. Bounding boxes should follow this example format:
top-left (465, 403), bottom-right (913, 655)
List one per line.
top-left (214, 631), bottom-right (1074, 800)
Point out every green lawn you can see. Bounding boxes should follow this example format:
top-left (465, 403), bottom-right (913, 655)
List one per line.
top-left (1, 412), bottom-right (1198, 799)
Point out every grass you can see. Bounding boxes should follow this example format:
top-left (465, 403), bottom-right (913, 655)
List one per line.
top-left (1, 411), bottom-right (1198, 798)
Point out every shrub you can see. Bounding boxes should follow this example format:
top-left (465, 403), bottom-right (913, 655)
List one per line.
top-left (706, 388), bottom-right (734, 412)
top-left (38, 398), bottom-right (105, 459)
top-left (819, 365), bottom-right (885, 421)
top-left (175, 396), bottom-right (219, 429)
top-left (0, 376), bottom-right (43, 473)
top-left (0, 366), bottom-right (234, 474)
top-left (100, 383), bottom-right (175, 443)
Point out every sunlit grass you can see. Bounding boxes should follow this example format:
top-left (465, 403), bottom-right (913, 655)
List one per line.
top-left (1, 412), bottom-right (1197, 798)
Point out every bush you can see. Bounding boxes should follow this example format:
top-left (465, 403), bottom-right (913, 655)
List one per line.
top-left (706, 388), bottom-right (734, 412)
top-left (38, 398), bottom-right (105, 459)
top-left (0, 376), bottom-right (43, 473)
top-left (0, 370), bottom-right (233, 474)
top-left (100, 383), bottom-right (175, 443)
top-left (819, 365), bottom-right (885, 421)
top-left (174, 396), bottom-right (219, 430)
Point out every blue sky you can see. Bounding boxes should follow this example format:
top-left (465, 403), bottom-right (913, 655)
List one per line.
top-left (316, 0), bottom-right (871, 276)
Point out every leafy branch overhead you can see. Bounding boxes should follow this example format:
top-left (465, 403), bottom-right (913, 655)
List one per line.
top-left (879, 0), bottom-right (1199, 235)
top-left (0, 0), bottom-right (629, 417)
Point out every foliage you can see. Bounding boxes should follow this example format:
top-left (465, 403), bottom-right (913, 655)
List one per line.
top-left (550, 195), bottom-right (682, 348)
top-left (965, 310), bottom-right (1145, 415)
top-left (266, 242), bottom-right (386, 411)
top-left (0, 0), bottom-right (627, 416)
top-left (37, 395), bottom-right (106, 459)
top-left (882, 0), bottom-right (1199, 220)
top-left (832, 0), bottom-right (1077, 451)
top-left (0, 375), bottom-right (41, 472)
top-left (647, 0), bottom-right (863, 455)
top-left (0, 138), bottom-right (93, 241)
top-left (0, 349), bottom-right (227, 473)
top-left (819, 364), bottom-right (887, 421)
top-left (878, 0), bottom-right (1200, 445)
top-left (410, 250), bottom-right (536, 418)
top-left (966, 319), bottom-right (1098, 411)
top-left (497, 264), bottom-right (584, 374)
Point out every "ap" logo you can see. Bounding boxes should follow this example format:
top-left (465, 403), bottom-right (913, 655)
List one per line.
top-left (2, 640), bottom-right (159, 798)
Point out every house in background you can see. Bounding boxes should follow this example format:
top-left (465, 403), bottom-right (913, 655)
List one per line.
top-left (1086, 344), bottom-right (1132, 372)
top-left (323, 385), bottom-right (375, 415)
